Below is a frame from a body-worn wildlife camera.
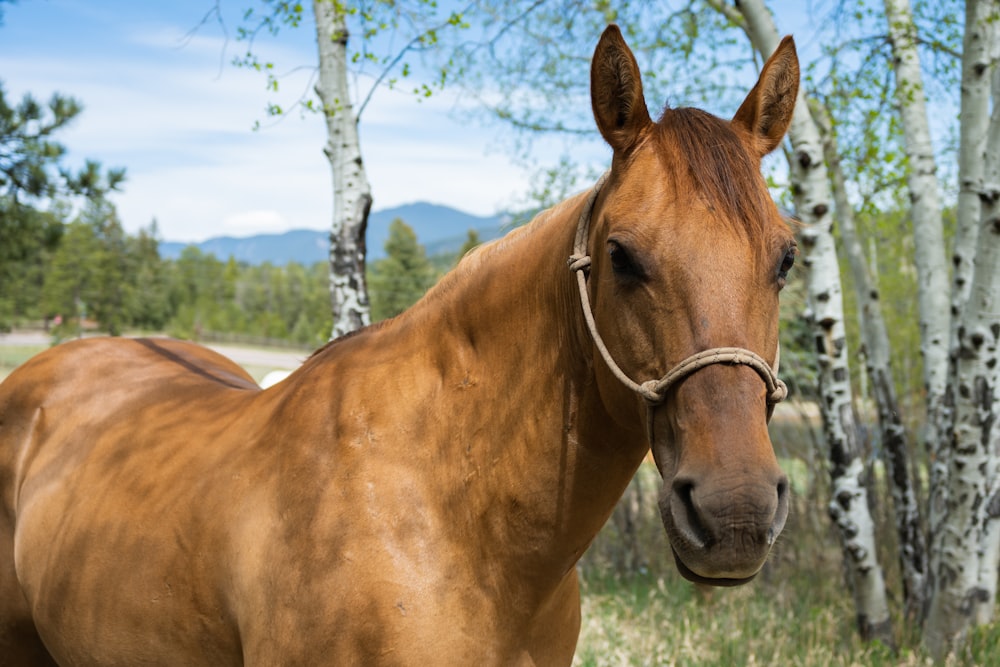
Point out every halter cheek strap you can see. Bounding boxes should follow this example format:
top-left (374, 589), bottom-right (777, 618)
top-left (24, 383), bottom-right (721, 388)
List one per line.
top-left (567, 175), bottom-right (788, 438)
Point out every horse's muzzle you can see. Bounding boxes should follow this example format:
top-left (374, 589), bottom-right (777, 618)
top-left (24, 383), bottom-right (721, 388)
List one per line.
top-left (658, 472), bottom-right (789, 586)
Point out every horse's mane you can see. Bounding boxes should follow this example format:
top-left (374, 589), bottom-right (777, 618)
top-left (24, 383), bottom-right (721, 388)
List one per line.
top-left (412, 200), bottom-right (571, 307)
top-left (306, 319), bottom-right (391, 360)
top-left (654, 106), bottom-right (774, 240)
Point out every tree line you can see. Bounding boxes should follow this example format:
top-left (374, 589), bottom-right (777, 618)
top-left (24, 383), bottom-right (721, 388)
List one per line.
top-left (2, 204), bottom-right (335, 347)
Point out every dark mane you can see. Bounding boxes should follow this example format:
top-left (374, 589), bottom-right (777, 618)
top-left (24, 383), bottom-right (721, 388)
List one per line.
top-left (654, 106), bottom-right (774, 239)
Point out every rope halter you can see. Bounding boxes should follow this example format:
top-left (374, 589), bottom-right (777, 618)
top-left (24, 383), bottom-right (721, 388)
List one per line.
top-left (567, 174), bottom-right (788, 425)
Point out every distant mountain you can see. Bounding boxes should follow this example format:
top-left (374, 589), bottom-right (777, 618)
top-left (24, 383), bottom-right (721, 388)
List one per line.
top-left (159, 202), bottom-right (510, 265)
top-left (159, 229), bottom-right (329, 266)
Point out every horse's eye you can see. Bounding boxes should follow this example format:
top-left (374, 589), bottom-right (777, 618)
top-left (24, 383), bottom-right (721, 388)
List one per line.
top-left (608, 241), bottom-right (639, 278)
top-left (777, 247), bottom-right (796, 288)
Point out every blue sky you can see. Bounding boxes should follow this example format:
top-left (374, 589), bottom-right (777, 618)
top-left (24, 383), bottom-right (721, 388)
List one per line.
top-left (2, 1), bottom-right (820, 243)
top-left (3, 0), bottom-right (552, 242)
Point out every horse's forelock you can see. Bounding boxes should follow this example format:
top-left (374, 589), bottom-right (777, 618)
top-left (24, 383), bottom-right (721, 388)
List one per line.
top-left (653, 106), bottom-right (774, 241)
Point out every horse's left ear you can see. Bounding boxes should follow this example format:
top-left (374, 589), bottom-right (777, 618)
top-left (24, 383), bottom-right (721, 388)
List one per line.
top-left (732, 36), bottom-right (799, 158)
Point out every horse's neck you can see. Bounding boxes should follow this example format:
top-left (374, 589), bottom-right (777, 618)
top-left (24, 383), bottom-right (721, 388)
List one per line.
top-left (400, 193), bottom-right (649, 589)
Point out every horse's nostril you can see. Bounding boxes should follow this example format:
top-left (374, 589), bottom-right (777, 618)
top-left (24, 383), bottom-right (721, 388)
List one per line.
top-left (672, 478), bottom-right (710, 548)
top-left (771, 474), bottom-right (791, 542)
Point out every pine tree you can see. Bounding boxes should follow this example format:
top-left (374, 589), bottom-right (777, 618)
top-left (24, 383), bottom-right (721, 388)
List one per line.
top-left (458, 229), bottom-right (482, 261)
top-left (0, 83), bottom-right (124, 329)
top-left (42, 221), bottom-right (98, 338)
top-left (368, 218), bottom-right (437, 321)
top-left (84, 200), bottom-right (134, 336)
top-left (128, 220), bottom-right (170, 331)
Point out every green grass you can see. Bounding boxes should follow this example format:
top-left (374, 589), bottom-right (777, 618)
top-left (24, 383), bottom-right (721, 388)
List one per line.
top-left (573, 569), bottom-right (1000, 665)
top-left (573, 569), bottom-right (923, 666)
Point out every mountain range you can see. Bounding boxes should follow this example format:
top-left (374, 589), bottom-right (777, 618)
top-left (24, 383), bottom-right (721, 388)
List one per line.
top-left (158, 202), bottom-right (511, 265)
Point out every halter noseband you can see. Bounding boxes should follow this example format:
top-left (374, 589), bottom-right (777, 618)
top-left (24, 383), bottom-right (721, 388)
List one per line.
top-left (567, 174), bottom-right (788, 425)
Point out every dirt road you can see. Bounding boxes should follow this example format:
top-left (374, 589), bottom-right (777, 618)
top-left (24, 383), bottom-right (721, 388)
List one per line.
top-left (0, 331), bottom-right (305, 380)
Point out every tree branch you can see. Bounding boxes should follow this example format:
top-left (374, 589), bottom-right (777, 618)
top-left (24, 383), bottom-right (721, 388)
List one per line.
top-left (357, 2), bottom-right (476, 118)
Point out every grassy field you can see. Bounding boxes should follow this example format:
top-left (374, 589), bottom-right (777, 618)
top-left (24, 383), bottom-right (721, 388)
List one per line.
top-left (574, 570), bottom-right (895, 667)
top-left (3, 337), bottom-right (998, 664)
top-left (573, 560), bottom-right (1000, 666)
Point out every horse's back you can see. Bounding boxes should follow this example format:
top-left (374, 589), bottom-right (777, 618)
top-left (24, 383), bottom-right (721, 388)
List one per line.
top-left (0, 337), bottom-right (261, 665)
top-left (0, 336), bottom-right (261, 510)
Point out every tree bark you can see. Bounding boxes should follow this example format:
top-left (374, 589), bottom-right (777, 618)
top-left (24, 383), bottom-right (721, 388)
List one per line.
top-left (882, 0), bottom-right (951, 477)
top-left (313, 0), bottom-right (372, 338)
top-left (952, 0), bottom-right (994, 323)
top-left (925, 4), bottom-right (1000, 655)
top-left (817, 104), bottom-right (927, 621)
top-left (724, 0), bottom-right (894, 646)
top-left (963, 19), bottom-right (1000, 629)
top-left (923, 2), bottom-right (996, 636)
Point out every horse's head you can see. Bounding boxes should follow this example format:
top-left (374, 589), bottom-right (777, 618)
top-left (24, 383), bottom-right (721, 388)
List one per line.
top-left (580, 26), bottom-right (798, 585)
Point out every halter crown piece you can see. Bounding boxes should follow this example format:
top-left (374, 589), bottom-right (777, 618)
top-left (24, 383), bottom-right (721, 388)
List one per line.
top-left (567, 174), bottom-right (788, 423)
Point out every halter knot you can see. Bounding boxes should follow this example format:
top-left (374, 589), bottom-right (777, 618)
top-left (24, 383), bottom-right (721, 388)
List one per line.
top-left (638, 380), bottom-right (664, 404)
top-left (770, 379), bottom-right (789, 405)
top-left (567, 254), bottom-right (592, 273)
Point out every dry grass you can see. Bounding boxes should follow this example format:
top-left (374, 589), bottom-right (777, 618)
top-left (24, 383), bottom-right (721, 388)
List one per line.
top-left (573, 568), bottom-right (925, 667)
top-left (573, 566), bottom-right (1000, 665)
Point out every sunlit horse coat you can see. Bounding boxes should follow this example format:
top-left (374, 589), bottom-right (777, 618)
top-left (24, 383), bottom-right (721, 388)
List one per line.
top-left (0, 26), bottom-right (799, 666)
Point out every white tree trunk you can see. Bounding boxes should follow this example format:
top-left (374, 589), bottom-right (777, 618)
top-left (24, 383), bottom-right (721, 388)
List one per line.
top-left (727, 0), bottom-right (893, 645)
top-left (965, 20), bottom-right (1000, 627)
top-left (817, 106), bottom-right (927, 620)
top-left (313, 0), bottom-right (372, 339)
top-left (883, 0), bottom-right (951, 472)
top-left (925, 4), bottom-right (1000, 653)
top-left (952, 0), bottom-right (994, 322)
top-left (924, 3), bottom-right (997, 633)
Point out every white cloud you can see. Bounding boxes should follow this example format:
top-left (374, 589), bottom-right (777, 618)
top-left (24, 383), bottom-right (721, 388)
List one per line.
top-left (1, 0), bottom-right (614, 243)
top-left (222, 209), bottom-right (291, 235)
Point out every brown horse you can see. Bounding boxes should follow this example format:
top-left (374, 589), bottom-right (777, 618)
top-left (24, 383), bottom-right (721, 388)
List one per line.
top-left (0, 26), bottom-right (799, 666)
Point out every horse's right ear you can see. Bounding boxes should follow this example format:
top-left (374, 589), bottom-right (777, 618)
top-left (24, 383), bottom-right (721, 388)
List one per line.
top-left (591, 25), bottom-right (651, 153)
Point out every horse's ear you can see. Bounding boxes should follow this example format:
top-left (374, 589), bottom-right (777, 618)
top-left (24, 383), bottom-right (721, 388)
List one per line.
top-left (591, 25), bottom-right (651, 153)
top-left (732, 35), bottom-right (799, 158)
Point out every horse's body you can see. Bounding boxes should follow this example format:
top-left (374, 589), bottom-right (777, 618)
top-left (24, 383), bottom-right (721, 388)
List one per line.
top-left (0, 27), bottom-right (799, 665)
